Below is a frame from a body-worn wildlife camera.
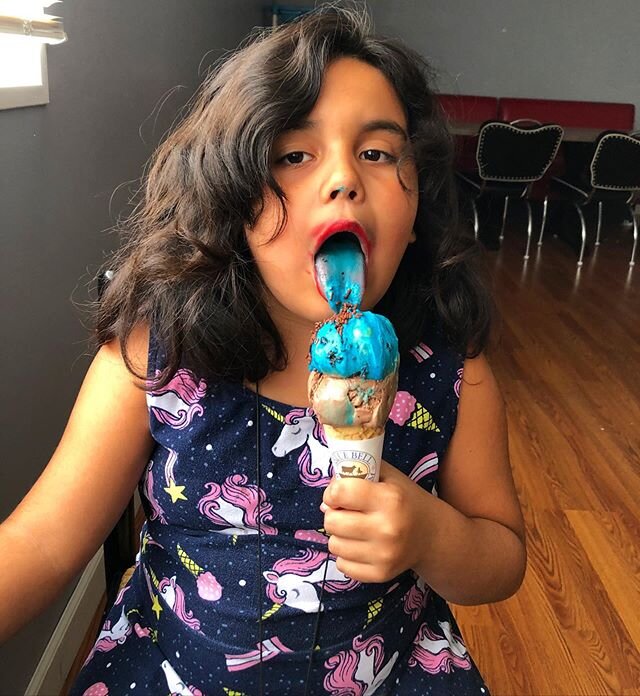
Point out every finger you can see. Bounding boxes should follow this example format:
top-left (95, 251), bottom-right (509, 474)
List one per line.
top-left (323, 477), bottom-right (377, 511)
top-left (323, 508), bottom-right (370, 540)
top-left (327, 536), bottom-right (371, 564)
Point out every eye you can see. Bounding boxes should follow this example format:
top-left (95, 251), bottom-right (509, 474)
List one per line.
top-left (290, 426), bottom-right (302, 435)
top-left (277, 151), bottom-right (311, 167)
top-left (360, 149), bottom-right (396, 163)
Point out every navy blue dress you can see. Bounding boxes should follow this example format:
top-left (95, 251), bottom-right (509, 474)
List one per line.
top-left (71, 326), bottom-right (491, 696)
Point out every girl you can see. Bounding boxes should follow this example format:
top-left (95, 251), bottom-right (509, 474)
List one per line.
top-left (0, 5), bottom-right (526, 695)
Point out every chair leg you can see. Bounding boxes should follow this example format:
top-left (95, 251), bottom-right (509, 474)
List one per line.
top-left (471, 199), bottom-right (479, 240)
top-left (595, 201), bottom-right (603, 246)
top-left (573, 202), bottom-right (587, 266)
top-left (524, 200), bottom-right (533, 260)
top-left (499, 196), bottom-right (509, 241)
top-left (538, 196), bottom-right (548, 247)
top-left (630, 204), bottom-right (637, 266)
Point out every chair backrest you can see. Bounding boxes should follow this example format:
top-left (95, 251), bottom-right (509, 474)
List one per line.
top-left (437, 94), bottom-right (498, 123)
top-left (591, 132), bottom-right (640, 191)
top-left (476, 121), bottom-right (564, 182)
top-left (498, 97), bottom-right (635, 131)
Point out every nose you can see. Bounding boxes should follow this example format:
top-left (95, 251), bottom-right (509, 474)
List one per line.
top-left (324, 155), bottom-right (363, 202)
top-left (329, 184), bottom-right (358, 201)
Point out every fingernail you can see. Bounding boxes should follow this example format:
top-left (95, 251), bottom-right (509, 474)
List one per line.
top-left (320, 503), bottom-right (328, 513)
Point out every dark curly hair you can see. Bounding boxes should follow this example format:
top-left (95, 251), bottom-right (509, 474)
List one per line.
top-left (94, 3), bottom-right (493, 389)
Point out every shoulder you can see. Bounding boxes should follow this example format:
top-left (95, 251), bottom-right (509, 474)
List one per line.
top-left (100, 323), bottom-right (150, 384)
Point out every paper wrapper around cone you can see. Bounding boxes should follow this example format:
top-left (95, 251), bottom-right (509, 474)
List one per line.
top-left (308, 369), bottom-right (398, 482)
top-left (322, 425), bottom-right (385, 482)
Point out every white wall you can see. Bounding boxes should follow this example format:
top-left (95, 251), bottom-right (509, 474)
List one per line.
top-left (0, 1), bottom-right (263, 692)
top-left (369, 0), bottom-right (639, 126)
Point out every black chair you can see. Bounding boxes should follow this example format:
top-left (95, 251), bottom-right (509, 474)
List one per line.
top-left (96, 269), bottom-right (138, 609)
top-left (551, 131), bottom-right (640, 266)
top-left (457, 120), bottom-right (564, 259)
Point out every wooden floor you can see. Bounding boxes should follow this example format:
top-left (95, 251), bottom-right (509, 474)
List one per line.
top-left (65, 219), bottom-right (640, 695)
top-left (452, 219), bottom-right (640, 695)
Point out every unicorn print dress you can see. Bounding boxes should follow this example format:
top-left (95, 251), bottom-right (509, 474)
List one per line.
top-left (70, 325), bottom-right (491, 696)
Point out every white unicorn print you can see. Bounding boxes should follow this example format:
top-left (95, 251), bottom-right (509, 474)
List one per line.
top-left (263, 549), bottom-right (358, 614)
top-left (160, 659), bottom-right (202, 695)
top-left (324, 633), bottom-right (399, 695)
top-left (354, 645), bottom-right (399, 695)
top-left (81, 606), bottom-right (132, 667)
top-left (270, 407), bottom-right (332, 486)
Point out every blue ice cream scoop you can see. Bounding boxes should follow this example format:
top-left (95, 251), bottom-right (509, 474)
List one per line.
top-left (308, 309), bottom-right (399, 381)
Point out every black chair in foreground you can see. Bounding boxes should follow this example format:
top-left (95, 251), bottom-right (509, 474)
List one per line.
top-left (551, 131), bottom-right (640, 266)
top-left (457, 120), bottom-right (563, 259)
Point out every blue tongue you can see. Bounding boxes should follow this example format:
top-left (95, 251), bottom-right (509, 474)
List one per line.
top-left (314, 234), bottom-right (365, 312)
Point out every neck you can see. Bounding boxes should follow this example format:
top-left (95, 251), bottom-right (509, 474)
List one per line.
top-left (251, 306), bottom-right (318, 409)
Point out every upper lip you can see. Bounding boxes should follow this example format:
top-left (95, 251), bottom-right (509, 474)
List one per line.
top-left (311, 219), bottom-right (371, 260)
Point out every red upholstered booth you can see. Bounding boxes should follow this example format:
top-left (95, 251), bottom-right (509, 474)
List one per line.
top-left (438, 94), bottom-right (499, 173)
top-left (497, 97), bottom-right (635, 131)
top-left (438, 94), bottom-right (499, 124)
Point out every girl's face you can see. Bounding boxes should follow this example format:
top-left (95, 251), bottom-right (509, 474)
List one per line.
top-left (247, 57), bottom-right (418, 328)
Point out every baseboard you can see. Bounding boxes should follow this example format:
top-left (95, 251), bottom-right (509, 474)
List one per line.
top-left (25, 548), bottom-right (106, 696)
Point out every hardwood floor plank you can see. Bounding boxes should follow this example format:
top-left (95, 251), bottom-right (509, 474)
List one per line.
top-left (565, 510), bottom-right (640, 650)
top-left (455, 224), bottom-right (640, 696)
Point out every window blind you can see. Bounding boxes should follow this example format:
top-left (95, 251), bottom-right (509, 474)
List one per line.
top-left (0, 1), bottom-right (66, 44)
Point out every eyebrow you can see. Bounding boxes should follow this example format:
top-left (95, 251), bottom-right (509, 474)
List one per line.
top-left (285, 118), bottom-right (408, 141)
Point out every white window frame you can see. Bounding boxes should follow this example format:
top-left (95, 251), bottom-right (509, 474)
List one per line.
top-left (0, 42), bottom-right (49, 110)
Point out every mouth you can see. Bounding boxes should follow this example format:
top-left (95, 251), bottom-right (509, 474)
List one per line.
top-left (312, 219), bottom-right (370, 261)
top-left (312, 220), bottom-right (369, 309)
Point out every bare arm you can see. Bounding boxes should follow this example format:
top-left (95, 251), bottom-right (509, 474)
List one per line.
top-left (0, 326), bottom-right (153, 643)
top-left (323, 353), bottom-right (526, 605)
top-left (412, 352), bottom-right (526, 604)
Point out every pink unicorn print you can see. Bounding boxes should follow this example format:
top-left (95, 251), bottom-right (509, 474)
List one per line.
top-left (82, 606), bottom-right (132, 667)
top-left (82, 683), bottom-right (108, 696)
top-left (160, 659), bottom-right (203, 695)
top-left (225, 637), bottom-right (293, 672)
top-left (402, 574), bottom-right (430, 621)
top-left (157, 575), bottom-right (201, 632)
top-left (408, 620), bottom-right (472, 674)
top-left (147, 368), bottom-right (207, 429)
top-left (198, 473), bottom-right (277, 536)
top-left (262, 549), bottom-right (359, 616)
top-left (454, 367), bottom-right (464, 398)
top-left (271, 408), bottom-right (332, 487)
top-left (324, 633), bottom-right (399, 696)
top-left (294, 528), bottom-right (329, 545)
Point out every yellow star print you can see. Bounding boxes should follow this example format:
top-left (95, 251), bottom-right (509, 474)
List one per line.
top-left (151, 593), bottom-right (163, 620)
top-left (164, 479), bottom-right (187, 503)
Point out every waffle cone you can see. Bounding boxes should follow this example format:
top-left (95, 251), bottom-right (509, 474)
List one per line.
top-left (323, 423), bottom-right (385, 441)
